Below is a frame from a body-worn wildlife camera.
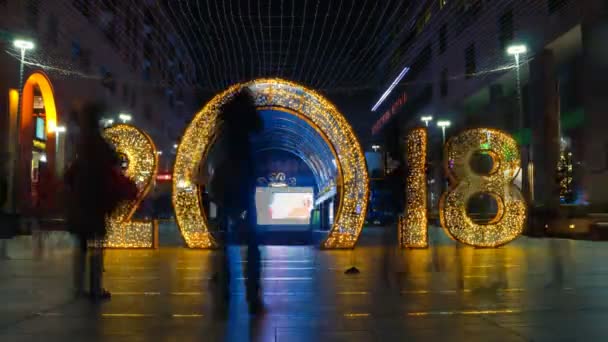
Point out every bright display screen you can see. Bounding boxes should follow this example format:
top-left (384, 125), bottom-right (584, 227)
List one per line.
top-left (255, 187), bottom-right (314, 225)
top-left (35, 117), bottom-right (46, 141)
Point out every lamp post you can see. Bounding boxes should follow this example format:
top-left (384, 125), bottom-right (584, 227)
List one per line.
top-left (118, 113), bottom-right (132, 123)
top-left (507, 44), bottom-right (532, 201)
top-left (437, 120), bottom-right (451, 145)
top-left (421, 116), bottom-right (433, 127)
top-left (11, 39), bottom-right (35, 213)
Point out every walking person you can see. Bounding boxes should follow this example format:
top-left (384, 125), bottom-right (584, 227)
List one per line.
top-left (64, 102), bottom-right (132, 300)
top-left (209, 89), bottom-right (263, 314)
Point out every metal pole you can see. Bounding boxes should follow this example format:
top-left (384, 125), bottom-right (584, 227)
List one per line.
top-left (11, 48), bottom-right (26, 213)
top-left (515, 53), bottom-right (524, 131)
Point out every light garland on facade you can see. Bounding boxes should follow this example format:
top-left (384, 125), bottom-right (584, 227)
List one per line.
top-left (102, 124), bottom-right (158, 248)
top-left (173, 78), bottom-right (369, 249)
top-left (439, 128), bottom-right (526, 247)
top-left (399, 128), bottom-right (428, 248)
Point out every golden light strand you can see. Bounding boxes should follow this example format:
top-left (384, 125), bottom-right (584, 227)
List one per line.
top-left (399, 128), bottom-right (428, 248)
top-left (439, 128), bottom-right (526, 247)
top-left (173, 78), bottom-right (369, 249)
top-left (102, 124), bottom-right (158, 248)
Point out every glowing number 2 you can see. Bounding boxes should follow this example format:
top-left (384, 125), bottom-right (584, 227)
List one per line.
top-left (103, 124), bottom-right (159, 248)
top-left (399, 128), bottom-right (428, 248)
top-left (439, 129), bottom-right (526, 247)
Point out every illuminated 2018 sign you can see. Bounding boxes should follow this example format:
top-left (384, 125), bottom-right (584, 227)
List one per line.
top-left (399, 128), bottom-right (527, 248)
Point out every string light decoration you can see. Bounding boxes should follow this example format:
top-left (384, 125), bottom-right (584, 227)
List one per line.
top-left (399, 128), bottom-right (428, 248)
top-left (102, 124), bottom-right (159, 248)
top-left (173, 78), bottom-right (369, 249)
top-left (439, 128), bottom-right (526, 247)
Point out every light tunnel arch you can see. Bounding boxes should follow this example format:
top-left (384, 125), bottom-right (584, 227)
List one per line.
top-left (173, 78), bottom-right (369, 249)
top-left (253, 108), bottom-right (338, 192)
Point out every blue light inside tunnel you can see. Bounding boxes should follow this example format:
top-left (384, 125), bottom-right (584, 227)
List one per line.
top-left (253, 109), bottom-right (338, 193)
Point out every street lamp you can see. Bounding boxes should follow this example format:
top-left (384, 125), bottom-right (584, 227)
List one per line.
top-left (118, 113), bottom-right (132, 123)
top-left (11, 39), bottom-right (35, 212)
top-left (421, 116), bottom-right (433, 127)
top-left (437, 120), bottom-right (451, 144)
top-left (507, 44), bottom-right (532, 201)
top-left (371, 145), bottom-right (381, 152)
top-left (101, 118), bottom-right (114, 127)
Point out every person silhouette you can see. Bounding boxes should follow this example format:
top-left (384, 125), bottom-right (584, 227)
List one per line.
top-left (209, 89), bottom-right (264, 314)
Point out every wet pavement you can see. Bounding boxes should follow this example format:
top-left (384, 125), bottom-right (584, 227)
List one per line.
top-left (0, 225), bottom-right (607, 341)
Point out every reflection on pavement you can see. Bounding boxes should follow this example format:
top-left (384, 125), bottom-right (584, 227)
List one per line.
top-left (0, 226), bottom-right (604, 341)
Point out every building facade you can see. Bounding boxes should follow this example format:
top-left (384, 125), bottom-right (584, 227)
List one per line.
top-left (0, 0), bottom-right (199, 216)
top-left (372, 0), bottom-right (608, 229)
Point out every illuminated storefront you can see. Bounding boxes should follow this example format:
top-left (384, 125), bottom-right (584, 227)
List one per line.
top-left (15, 72), bottom-right (61, 215)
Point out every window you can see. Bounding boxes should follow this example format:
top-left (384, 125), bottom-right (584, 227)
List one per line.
top-left (71, 41), bottom-right (81, 60)
top-left (73, 0), bottom-right (91, 17)
top-left (35, 117), bottom-right (46, 140)
top-left (80, 49), bottom-right (91, 72)
top-left (122, 84), bottom-right (129, 102)
top-left (440, 68), bottom-right (448, 97)
top-left (408, 43), bottom-right (433, 81)
top-left (548, 0), bottom-right (569, 14)
top-left (439, 24), bottom-right (447, 54)
top-left (498, 9), bottom-right (514, 51)
top-left (26, 0), bottom-right (39, 30)
top-left (143, 104), bottom-right (153, 121)
top-left (46, 15), bottom-right (59, 46)
top-left (465, 43), bottom-right (476, 79)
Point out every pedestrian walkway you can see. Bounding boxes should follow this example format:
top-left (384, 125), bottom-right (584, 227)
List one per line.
top-left (0, 226), bottom-right (607, 341)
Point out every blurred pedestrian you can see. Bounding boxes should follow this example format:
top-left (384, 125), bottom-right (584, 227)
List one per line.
top-left (209, 89), bottom-right (263, 314)
top-left (64, 102), bottom-right (132, 300)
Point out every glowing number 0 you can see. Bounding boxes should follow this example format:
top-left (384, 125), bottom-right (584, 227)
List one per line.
top-left (439, 129), bottom-right (526, 247)
top-left (103, 124), bottom-right (159, 248)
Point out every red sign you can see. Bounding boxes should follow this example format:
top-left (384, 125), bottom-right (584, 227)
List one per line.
top-left (156, 173), bottom-right (172, 181)
top-left (372, 92), bottom-right (408, 135)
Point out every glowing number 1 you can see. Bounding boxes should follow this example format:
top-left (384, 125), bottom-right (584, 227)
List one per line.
top-left (102, 124), bottom-right (159, 248)
top-left (399, 128), bottom-right (428, 248)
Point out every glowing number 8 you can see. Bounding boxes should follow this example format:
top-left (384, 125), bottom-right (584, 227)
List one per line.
top-left (439, 128), bottom-right (526, 247)
top-left (102, 124), bottom-right (159, 248)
